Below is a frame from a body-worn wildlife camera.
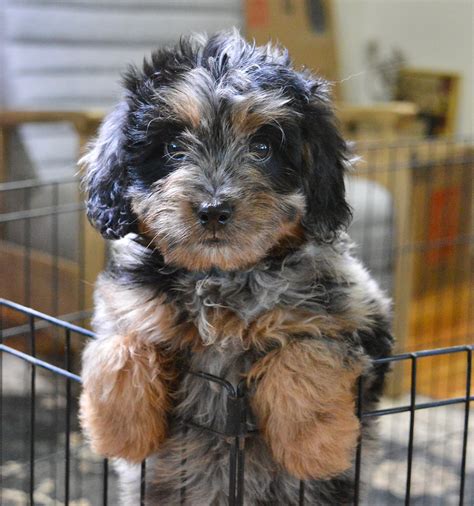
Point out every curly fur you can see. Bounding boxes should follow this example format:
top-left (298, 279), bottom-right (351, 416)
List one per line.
top-left (80, 30), bottom-right (393, 505)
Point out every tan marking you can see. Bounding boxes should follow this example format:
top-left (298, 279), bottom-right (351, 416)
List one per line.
top-left (159, 68), bottom-right (214, 128)
top-left (198, 303), bottom-right (362, 350)
top-left (80, 336), bottom-right (176, 462)
top-left (163, 86), bottom-right (202, 128)
top-left (245, 308), bottom-right (354, 349)
top-left (231, 91), bottom-right (297, 135)
top-left (248, 339), bottom-right (364, 479)
top-left (267, 221), bottom-right (306, 257)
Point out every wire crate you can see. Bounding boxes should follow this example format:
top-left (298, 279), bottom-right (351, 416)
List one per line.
top-left (1, 299), bottom-right (472, 505)
top-left (1, 136), bottom-right (472, 397)
top-left (0, 177), bottom-right (109, 339)
top-left (0, 135), bottom-right (473, 504)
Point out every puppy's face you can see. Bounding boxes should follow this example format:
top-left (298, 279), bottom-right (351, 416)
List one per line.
top-left (83, 32), bottom-right (351, 272)
top-left (127, 74), bottom-right (308, 271)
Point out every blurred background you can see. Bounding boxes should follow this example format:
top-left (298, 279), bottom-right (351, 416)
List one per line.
top-left (0, 1), bottom-right (472, 505)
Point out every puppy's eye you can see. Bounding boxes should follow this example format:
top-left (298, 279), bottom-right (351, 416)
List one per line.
top-left (165, 141), bottom-right (186, 160)
top-left (249, 137), bottom-right (272, 161)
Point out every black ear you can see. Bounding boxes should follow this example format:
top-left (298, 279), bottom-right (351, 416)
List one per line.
top-left (81, 102), bottom-right (137, 240)
top-left (300, 80), bottom-right (352, 241)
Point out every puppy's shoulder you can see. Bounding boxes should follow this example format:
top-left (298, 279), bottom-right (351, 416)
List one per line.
top-left (92, 236), bottom-right (184, 342)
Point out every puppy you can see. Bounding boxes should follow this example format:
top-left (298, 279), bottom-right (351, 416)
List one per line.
top-left (80, 30), bottom-right (393, 505)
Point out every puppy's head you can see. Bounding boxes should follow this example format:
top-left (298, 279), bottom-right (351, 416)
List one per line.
top-left (82, 31), bottom-right (351, 271)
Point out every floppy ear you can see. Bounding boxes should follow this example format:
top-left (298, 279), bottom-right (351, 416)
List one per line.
top-left (300, 80), bottom-right (352, 241)
top-left (80, 102), bottom-right (137, 240)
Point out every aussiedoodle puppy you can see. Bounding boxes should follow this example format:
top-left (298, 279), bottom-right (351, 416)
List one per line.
top-left (79, 30), bottom-right (393, 505)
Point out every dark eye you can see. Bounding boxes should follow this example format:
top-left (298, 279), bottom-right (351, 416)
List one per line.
top-left (249, 137), bottom-right (272, 161)
top-left (165, 140), bottom-right (186, 160)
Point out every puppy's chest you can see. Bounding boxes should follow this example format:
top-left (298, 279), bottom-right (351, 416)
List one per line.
top-left (177, 275), bottom-right (271, 347)
top-left (174, 272), bottom-right (337, 349)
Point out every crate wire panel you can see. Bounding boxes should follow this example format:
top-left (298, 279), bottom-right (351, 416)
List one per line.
top-left (1, 136), bottom-right (472, 398)
top-left (0, 177), bottom-right (107, 326)
top-left (0, 299), bottom-right (248, 506)
top-left (349, 137), bottom-right (473, 399)
top-left (0, 300), bottom-right (100, 505)
top-left (1, 299), bottom-right (472, 505)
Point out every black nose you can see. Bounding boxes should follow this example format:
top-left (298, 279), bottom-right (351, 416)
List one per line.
top-left (197, 201), bottom-right (232, 227)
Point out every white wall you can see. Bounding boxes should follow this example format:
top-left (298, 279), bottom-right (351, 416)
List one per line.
top-left (1, 0), bottom-right (472, 180)
top-left (0, 0), bottom-right (6, 108)
top-left (1, 0), bottom-right (242, 180)
top-left (334, 0), bottom-right (473, 136)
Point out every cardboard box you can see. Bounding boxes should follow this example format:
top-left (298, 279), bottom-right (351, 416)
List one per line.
top-left (244, 0), bottom-right (339, 85)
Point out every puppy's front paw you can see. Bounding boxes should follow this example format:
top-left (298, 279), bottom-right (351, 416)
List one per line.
top-left (263, 409), bottom-right (360, 479)
top-left (249, 340), bottom-right (362, 479)
top-left (80, 336), bottom-right (174, 462)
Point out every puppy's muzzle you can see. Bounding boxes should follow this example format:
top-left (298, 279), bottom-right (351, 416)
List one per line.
top-left (197, 200), bottom-right (232, 228)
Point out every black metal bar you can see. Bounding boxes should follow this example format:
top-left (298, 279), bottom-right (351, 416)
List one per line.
top-left (373, 345), bottom-right (473, 364)
top-left (459, 349), bottom-right (472, 506)
top-left (359, 144), bottom-right (376, 265)
top-left (0, 202), bottom-right (85, 223)
top-left (447, 139), bottom-right (465, 345)
top-left (64, 329), bottom-right (72, 505)
top-left (77, 207), bottom-right (86, 323)
top-left (392, 232), bottom-right (474, 254)
top-left (24, 188), bottom-right (32, 308)
top-left (353, 376), bottom-right (363, 505)
top-left (362, 395), bottom-right (474, 418)
top-left (228, 437), bottom-right (238, 506)
top-left (235, 437), bottom-right (246, 506)
top-left (187, 370), bottom-right (237, 396)
top-left (405, 356), bottom-right (417, 506)
top-left (140, 460), bottom-right (146, 506)
top-left (0, 177), bottom-right (76, 192)
top-left (48, 182), bottom-right (60, 499)
top-left (0, 305), bottom-right (3, 506)
top-left (0, 344), bottom-right (82, 382)
top-left (386, 142), bottom-right (397, 296)
top-left (0, 299), bottom-right (95, 337)
top-left (52, 182), bottom-right (60, 317)
top-left (225, 395), bottom-right (248, 437)
top-left (453, 145), bottom-right (472, 506)
top-left (298, 481), bottom-right (305, 505)
top-left (1, 309), bottom-right (93, 339)
top-left (425, 141), bottom-right (447, 494)
top-left (29, 315), bottom-right (36, 504)
top-left (102, 459), bottom-right (109, 506)
top-left (355, 153), bottom-right (474, 175)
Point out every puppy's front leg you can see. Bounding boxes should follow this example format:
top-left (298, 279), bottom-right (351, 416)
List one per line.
top-left (248, 339), bottom-right (364, 480)
top-left (80, 334), bottom-right (174, 462)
